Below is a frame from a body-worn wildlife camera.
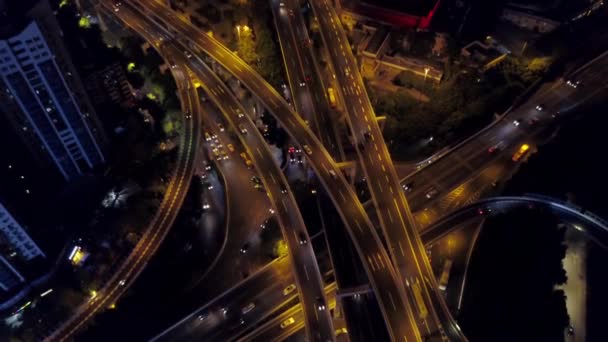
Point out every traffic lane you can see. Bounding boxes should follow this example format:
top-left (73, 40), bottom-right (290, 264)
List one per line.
top-left (132, 3), bottom-right (415, 339)
top-left (155, 257), bottom-right (293, 342)
top-left (46, 40), bottom-right (200, 340)
top-left (243, 285), bottom-right (338, 342)
top-left (272, 1), bottom-right (327, 149)
top-left (311, 1), bottom-right (448, 336)
top-left (186, 112), bottom-right (273, 295)
top-left (182, 53), bottom-right (333, 341)
top-left (194, 274), bottom-right (296, 341)
top-left (402, 76), bottom-right (590, 199)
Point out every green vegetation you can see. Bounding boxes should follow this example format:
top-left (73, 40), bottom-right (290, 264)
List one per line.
top-left (378, 54), bottom-right (548, 159)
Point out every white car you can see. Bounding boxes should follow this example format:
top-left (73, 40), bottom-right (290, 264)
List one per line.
top-left (283, 284), bottom-right (296, 296)
top-left (566, 80), bottom-right (580, 88)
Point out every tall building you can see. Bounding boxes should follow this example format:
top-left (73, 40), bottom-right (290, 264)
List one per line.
top-left (0, 201), bottom-right (44, 291)
top-left (0, 0), bottom-right (106, 181)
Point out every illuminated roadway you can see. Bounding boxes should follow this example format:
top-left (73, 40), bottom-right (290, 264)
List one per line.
top-left (44, 41), bottom-right (201, 341)
top-left (148, 19), bottom-right (608, 342)
top-left (310, 0), bottom-right (462, 339)
top-left (271, 0), bottom-right (343, 160)
top-left (123, 1), bottom-right (420, 340)
top-left (182, 47), bottom-right (335, 342)
top-left (102, 3), bottom-right (335, 341)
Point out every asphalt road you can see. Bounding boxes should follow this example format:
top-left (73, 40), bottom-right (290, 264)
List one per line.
top-left (105, 3), bottom-right (336, 340)
top-left (44, 43), bottom-right (201, 341)
top-left (271, 0), bottom-right (343, 161)
top-left (125, 1), bottom-right (416, 340)
top-left (310, 0), bottom-right (458, 339)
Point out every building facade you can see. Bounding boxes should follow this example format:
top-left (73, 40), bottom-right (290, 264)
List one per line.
top-left (0, 201), bottom-right (44, 291)
top-left (0, 0), bottom-right (105, 181)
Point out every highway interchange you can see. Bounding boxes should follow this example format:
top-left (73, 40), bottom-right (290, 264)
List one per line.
top-left (44, 0), bottom-right (608, 341)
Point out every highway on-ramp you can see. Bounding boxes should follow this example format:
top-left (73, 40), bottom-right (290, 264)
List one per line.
top-left (124, 0), bottom-right (417, 340)
top-left (45, 42), bottom-right (201, 341)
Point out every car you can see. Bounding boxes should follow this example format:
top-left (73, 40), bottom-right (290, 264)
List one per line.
top-left (203, 203), bottom-right (210, 210)
top-left (236, 109), bottom-right (245, 118)
top-left (283, 284), bottom-right (296, 296)
top-left (567, 326), bottom-right (574, 336)
top-left (425, 188), bottom-right (438, 199)
top-left (260, 219), bottom-right (268, 229)
top-left (303, 144), bottom-right (312, 155)
top-left (221, 307), bottom-right (228, 315)
top-left (251, 176), bottom-right (261, 184)
top-left (269, 208), bottom-right (275, 214)
top-left (205, 132), bottom-right (212, 142)
top-left (297, 155), bottom-right (303, 164)
top-left (184, 50), bottom-right (192, 59)
top-left (363, 131), bottom-right (372, 142)
top-left (238, 124), bottom-right (247, 134)
top-left (402, 182), bottom-right (414, 192)
top-left (280, 185), bottom-right (288, 194)
top-left (513, 119), bottom-right (521, 126)
top-left (185, 112), bottom-right (192, 119)
top-left (299, 80), bottom-right (306, 87)
top-left (280, 317), bottom-right (295, 329)
top-left (240, 243), bottom-right (250, 254)
top-left (279, 1), bottom-right (285, 6)
top-left (305, 74), bottom-right (312, 83)
top-left (288, 9), bottom-right (294, 16)
top-left (316, 297), bottom-right (326, 311)
top-left (535, 104), bottom-right (544, 111)
top-left (217, 122), bottom-right (225, 132)
top-left (118, 279), bottom-right (126, 286)
top-left (298, 232), bottom-right (308, 245)
top-left (566, 80), bottom-right (580, 88)
top-left (329, 169), bottom-right (338, 179)
top-left (227, 143), bottom-right (235, 152)
top-left (488, 141), bottom-right (505, 153)
top-left (241, 302), bottom-right (255, 314)
top-left (197, 314), bottom-right (206, 321)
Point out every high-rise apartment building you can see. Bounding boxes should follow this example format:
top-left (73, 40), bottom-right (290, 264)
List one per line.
top-left (0, 201), bottom-right (44, 291)
top-left (0, 0), bottom-right (106, 181)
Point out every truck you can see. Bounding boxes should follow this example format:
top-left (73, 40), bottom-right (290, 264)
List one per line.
top-left (411, 278), bottom-right (428, 320)
top-left (327, 87), bottom-right (337, 108)
top-left (512, 143), bottom-right (530, 162)
top-left (438, 259), bottom-right (453, 291)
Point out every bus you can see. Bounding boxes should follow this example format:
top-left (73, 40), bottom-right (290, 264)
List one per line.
top-left (327, 87), bottom-right (337, 107)
top-left (438, 259), bottom-right (453, 291)
top-left (412, 279), bottom-right (428, 320)
top-left (512, 143), bottom-right (530, 162)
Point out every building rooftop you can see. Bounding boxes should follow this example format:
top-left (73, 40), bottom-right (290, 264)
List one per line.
top-left (364, 25), bottom-right (390, 56)
top-left (362, 0), bottom-right (438, 17)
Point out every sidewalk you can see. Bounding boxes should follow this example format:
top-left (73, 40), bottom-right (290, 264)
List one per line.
top-left (556, 227), bottom-right (587, 342)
